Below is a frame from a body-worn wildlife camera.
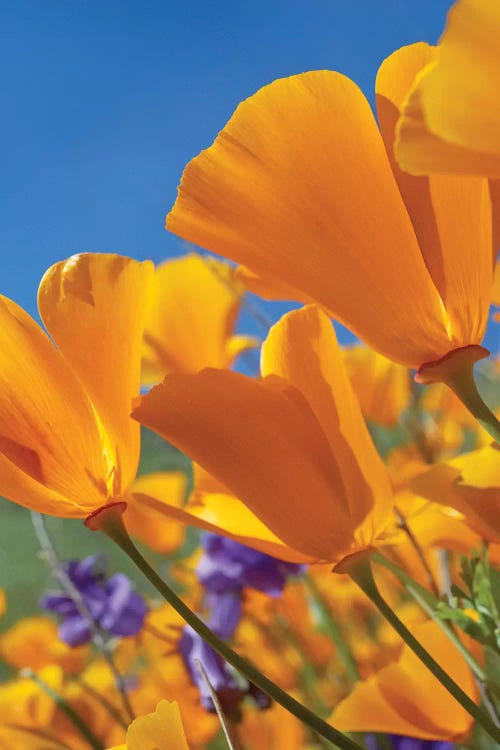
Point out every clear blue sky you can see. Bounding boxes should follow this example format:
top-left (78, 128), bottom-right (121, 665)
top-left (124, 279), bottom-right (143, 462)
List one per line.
top-left (2, 0), bottom-right (497, 352)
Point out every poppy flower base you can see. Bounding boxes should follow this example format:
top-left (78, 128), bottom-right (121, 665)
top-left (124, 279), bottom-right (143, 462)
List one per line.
top-left (416, 345), bottom-right (500, 444)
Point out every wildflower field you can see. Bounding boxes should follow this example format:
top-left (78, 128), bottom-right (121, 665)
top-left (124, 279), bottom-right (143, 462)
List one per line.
top-left (1, 1), bottom-right (500, 749)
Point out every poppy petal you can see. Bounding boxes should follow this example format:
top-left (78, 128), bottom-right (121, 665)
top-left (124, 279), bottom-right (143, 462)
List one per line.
top-left (396, 0), bottom-right (500, 176)
top-left (132, 484), bottom-right (313, 563)
top-left (167, 71), bottom-right (450, 367)
top-left (38, 254), bottom-right (154, 497)
top-left (343, 345), bottom-right (410, 426)
top-left (124, 471), bottom-right (187, 554)
top-left (330, 621), bottom-right (477, 740)
top-left (125, 700), bottom-right (190, 750)
top-left (0, 296), bottom-right (108, 514)
top-left (261, 306), bottom-right (393, 545)
top-left (132, 365), bottom-right (347, 560)
top-left (142, 254), bottom-right (253, 383)
top-left (377, 43), bottom-right (492, 351)
top-left (412, 445), bottom-right (500, 542)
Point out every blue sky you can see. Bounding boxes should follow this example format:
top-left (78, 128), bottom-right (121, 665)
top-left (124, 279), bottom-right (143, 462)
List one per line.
top-left (2, 0), bottom-right (498, 352)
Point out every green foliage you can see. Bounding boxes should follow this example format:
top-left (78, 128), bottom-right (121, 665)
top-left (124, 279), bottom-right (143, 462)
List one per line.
top-left (435, 546), bottom-right (500, 732)
top-left (437, 547), bottom-right (500, 650)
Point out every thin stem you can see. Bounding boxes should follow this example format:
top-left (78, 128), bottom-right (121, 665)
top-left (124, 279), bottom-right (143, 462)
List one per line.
top-left (89, 504), bottom-right (363, 750)
top-left (273, 616), bottom-right (331, 717)
top-left (71, 674), bottom-right (129, 730)
top-left (303, 576), bottom-right (360, 685)
top-left (393, 506), bottom-right (440, 598)
top-left (195, 659), bottom-right (240, 750)
top-left (436, 549), bottom-right (452, 601)
top-left (475, 678), bottom-right (500, 728)
top-left (22, 669), bottom-right (105, 750)
top-left (373, 552), bottom-right (486, 681)
top-left (31, 512), bottom-right (135, 723)
top-left (373, 735), bottom-right (393, 750)
top-left (347, 556), bottom-right (500, 744)
top-left (445, 363), bottom-right (500, 444)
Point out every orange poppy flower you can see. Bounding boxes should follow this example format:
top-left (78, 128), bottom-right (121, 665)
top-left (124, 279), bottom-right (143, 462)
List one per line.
top-left (0, 726), bottom-right (67, 750)
top-left (0, 253), bottom-right (153, 517)
top-left (329, 621), bottom-right (478, 742)
top-left (132, 461), bottom-right (312, 563)
top-left (133, 304), bottom-right (394, 564)
top-left (141, 253), bottom-right (257, 384)
top-left (0, 665), bottom-right (62, 730)
top-left (107, 700), bottom-right (189, 750)
top-left (237, 702), bottom-right (305, 750)
top-left (343, 346), bottom-right (411, 426)
top-left (124, 471), bottom-right (188, 554)
top-left (0, 617), bottom-right (88, 673)
top-left (166, 43), bottom-right (493, 371)
top-left (412, 443), bottom-right (500, 543)
top-left (396, 0), bottom-right (500, 178)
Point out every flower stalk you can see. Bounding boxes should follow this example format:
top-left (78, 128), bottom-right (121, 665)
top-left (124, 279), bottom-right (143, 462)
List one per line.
top-left (195, 658), bottom-right (240, 750)
top-left (88, 502), bottom-right (364, 750)
top-left (346, 555), bottom-right (500, 744)
top-left (304, 575), bottom-right (360, 685)
top-left (22, 669), bottom-right (105, 750)
top-left (31, 511), bottom-right (136, 723)
top-left (415, 345), bottom-right (500, 444)
top-left (445, 363), bottom-right (500, 444)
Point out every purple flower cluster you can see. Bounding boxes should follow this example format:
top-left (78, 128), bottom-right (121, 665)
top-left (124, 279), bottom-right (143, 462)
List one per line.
top-left (40, 554), bottom-right (147, 647)
top-left (179, 533), bottom-right (304, 714)
top-left (365, 736), bottom-right (454, 750)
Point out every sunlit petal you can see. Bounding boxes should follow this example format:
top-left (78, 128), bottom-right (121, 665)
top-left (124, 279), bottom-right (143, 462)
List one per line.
top-left (38, 253), bottom-right (154, 497)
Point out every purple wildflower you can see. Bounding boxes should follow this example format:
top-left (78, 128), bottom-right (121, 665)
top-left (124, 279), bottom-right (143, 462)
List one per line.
top-left (365, 736), bottom-right (454, 750)
top-left (197, 533), bottom-right (304, 597)
top-left (40, 554), bottom-right (147, 647)
top-left (179, 626), bottom-right (244, 714)
top-left (180, 533), bottom-right (302, 714)
top-left (179, 626), bottom-right (271, 716)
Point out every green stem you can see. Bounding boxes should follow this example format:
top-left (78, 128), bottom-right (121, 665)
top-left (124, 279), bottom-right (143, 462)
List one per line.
top-left (23, 670), bottom-right (105, 750)
top-left (195, 659), bottom-right (240, 750)
top-left (373, 552), bottom-right (486, 681)
top-left (72, 674), bottom-right (129, 731)
top-left (347, 557), bottom-right (500, 744)
top-left (393, 507), bottom-right (440, 598)
top-left (304, 576), bottom-right (360, 685)
top-left (90, 504), bottom-right (363, 750)
top-left (445, 362), bottom-right (500, 444)
top-left (31, 511), bottom-right (135, 722)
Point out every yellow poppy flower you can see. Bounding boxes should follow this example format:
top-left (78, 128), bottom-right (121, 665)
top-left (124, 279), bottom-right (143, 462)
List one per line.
top-left (125, 471), bottom-right (187, 554)
top-left (166, 44), bottom-right (493, 371)
top-left (329, 621), bottom-right (478, 741)
top-left (0, 726), bottom-right (68, 750)
top-left (0, 665), bottom-right (62, 729)
top-left (412, 444), bottom-right (500, 543)
top-left (343, 346), bottom-right (410, 426)
top-left (237, 701), bottom-right (306, 750)
top-left (0, 253), bottom-right (153, 517)
top-left (396, 0), bottom-right (500, 177)
top-left (107, 700), bottom-right (189, 750)
top-left (133, 304), bottom-right (394, 564)
top-left (0, 616), bottom-right (88, 672)
top-left (134, 461), bottom-right (312, 563)
top-left (142, 253), bottom-right (257, 384)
